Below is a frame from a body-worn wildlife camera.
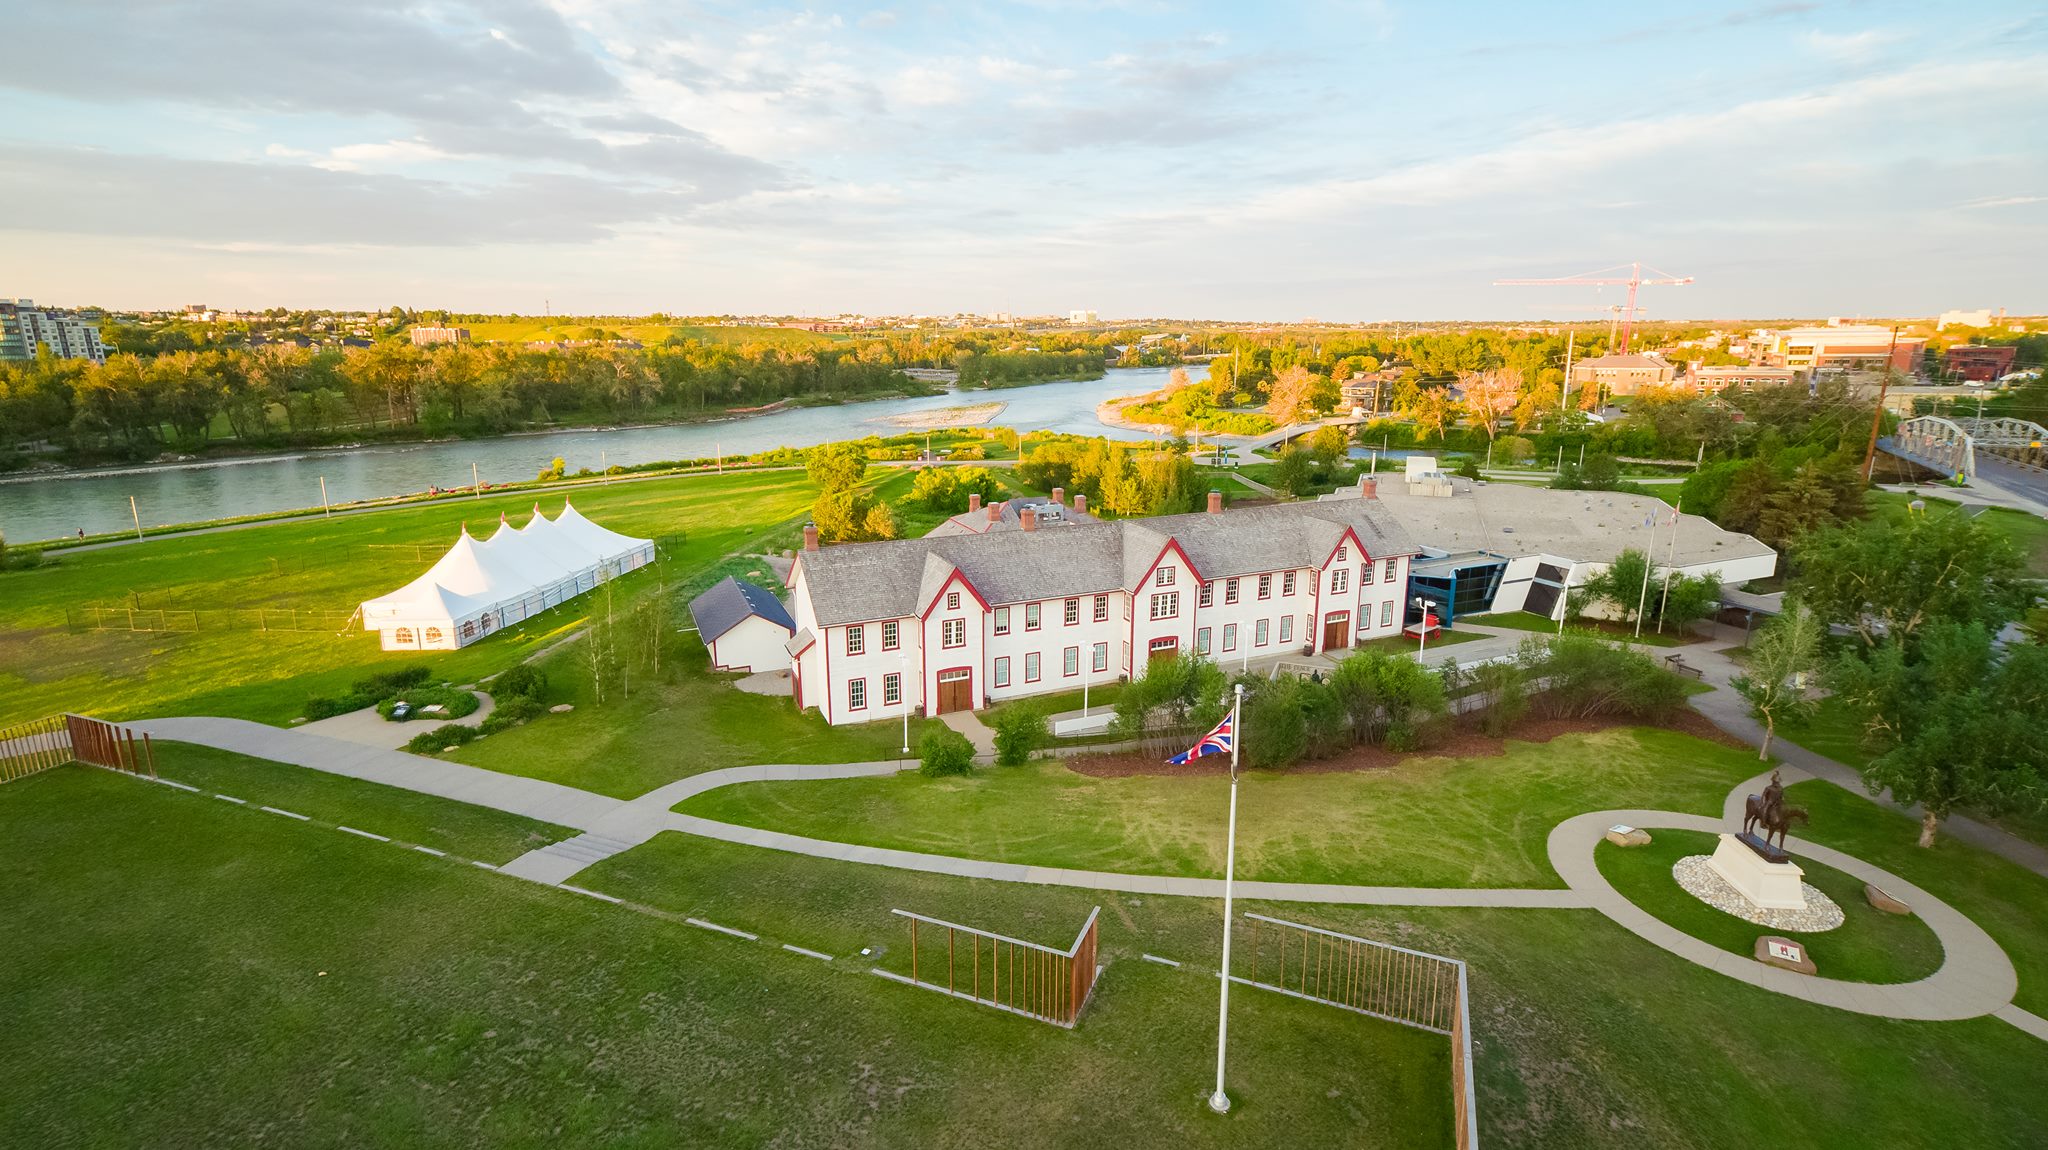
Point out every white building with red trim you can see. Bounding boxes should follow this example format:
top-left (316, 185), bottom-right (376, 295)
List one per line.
top-left (783, 491), bottom-right (1421, 725)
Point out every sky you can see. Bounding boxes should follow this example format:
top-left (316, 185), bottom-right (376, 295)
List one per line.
top-left (3, 1), bottom-right (2045, 320)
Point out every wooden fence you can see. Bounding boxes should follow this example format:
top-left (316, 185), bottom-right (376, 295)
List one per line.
top-left (0, 714), bottom-right (157, 785)
top-left (1238, 913), bottom-right (1478, 1150)
top-left (874, 906), bottom-right (1102, 1028)
top-left (67, 605), bottom-right (360, 635)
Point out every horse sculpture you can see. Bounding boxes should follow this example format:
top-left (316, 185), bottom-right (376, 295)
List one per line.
top-left (1743, 792), bottom-right (1811, 850)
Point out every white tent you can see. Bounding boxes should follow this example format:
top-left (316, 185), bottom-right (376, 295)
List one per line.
top-left (359, 504), bottom-right (656, 651)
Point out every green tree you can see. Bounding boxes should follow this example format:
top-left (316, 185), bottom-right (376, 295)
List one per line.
top-left (1730, 601), bottom-right (1824, 760)
top-left (1791, 512), bottom-right (2033, 647)
top-left (1273, 445), bottom-right (1315, 495)
top-left (1328, 650), bottom-right (1447, 750)
top-left (1829, 624), bottom-right (2047, 846)
top-left (806, 442), bottom-right (868, 492)
top-left (989, 706), bottom-right (1048, 766)
top-left (1307, 424), bottom-right (1349, 467)
top-left (919, 725), bottom-right (976, 777)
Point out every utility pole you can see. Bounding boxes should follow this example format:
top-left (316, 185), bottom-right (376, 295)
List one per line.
top-left (320, 476), bottom-right (331, 517)
top-left (473, 461), bottom-right (481, 499)
top-left (1860, 325), bottom-right (1901, 482)
top-left (1559, 329), bottom-right (1575, 413)
top-left (129, 495), bottom-right (144, 541)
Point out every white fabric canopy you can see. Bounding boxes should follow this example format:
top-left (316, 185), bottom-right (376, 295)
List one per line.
top-left (359, 504), bottom-right (655, 650)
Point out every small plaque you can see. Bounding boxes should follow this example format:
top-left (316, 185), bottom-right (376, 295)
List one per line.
top-left (1767, 940), bottom-right (1802, 963)
top-left (1609, 824), bottom-right (1635, 836)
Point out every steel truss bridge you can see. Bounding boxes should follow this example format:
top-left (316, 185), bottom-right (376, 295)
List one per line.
top-left (1881, 415), bottom-right (2048, 481)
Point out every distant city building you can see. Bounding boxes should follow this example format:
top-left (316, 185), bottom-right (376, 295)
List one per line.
top-left (1068, 309), bottom-right (1098, 325)
top-left (409, 325), bottom-right (472, 347)
top-left (0, 300), bottom-right (108, 365)
top-left (1937, 308), bottom-right (2004, 331)
top-left (1943, 344), bottom-right (2018, 382)
top-left (1764, 325), bottom-right (1924, 376)
top-left (1569, 353), bottom-right (1676, 397)
top-left (1687, 365), bottom-right (1799, 393)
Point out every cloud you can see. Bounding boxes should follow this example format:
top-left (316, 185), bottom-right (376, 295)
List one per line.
top-left (1804, 28), bottom-right (1904, 61)
top-left (1959, 194), bottom-right (2047, 209)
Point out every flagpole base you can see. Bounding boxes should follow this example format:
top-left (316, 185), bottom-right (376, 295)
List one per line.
top-left (1207, 1090), bottom-right (1231, 1115)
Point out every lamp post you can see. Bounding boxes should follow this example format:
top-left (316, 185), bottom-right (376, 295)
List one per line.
top-left (898, 653), bottom-right (910, 759)
top-left (1414, 596), bottom-right (1431, 656)
top-left (1208, 683), bottom-right (1245, 1115)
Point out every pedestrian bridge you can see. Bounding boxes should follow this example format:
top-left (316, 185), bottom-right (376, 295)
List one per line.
top-left (1881, 415), bottom-right (2048, 481)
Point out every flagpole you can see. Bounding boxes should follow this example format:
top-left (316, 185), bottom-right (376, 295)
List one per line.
top-left (1209, 683), bottom-right (1244, 1115)
top-left (1633, 508), bottom-right (1656, 640)
top-left (1656, 498), bottom-right (1682, 634)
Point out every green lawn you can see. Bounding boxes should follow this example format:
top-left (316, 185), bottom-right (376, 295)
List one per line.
top-left (676, 728), bottom-right (1765, 888)
top-left (1784, 780), bottom-right (2048, 1017)
top-left (148, 741), bottom-right (575, 864)
top-left (10, 764), bottom-right (2045, 1149)
top-left (0, 469), bottom-right (823, 728)
top-left (1776, 694), bottom-right (1871, 768)
top-left (1595, 828), bottom-right (1943, 984)
top-left (1977, 506), bottom-right (2048, 576)
top-left (0, 766), bottom-right (1452, 1149)
top-left (450, 632), bottom-right (933, 799)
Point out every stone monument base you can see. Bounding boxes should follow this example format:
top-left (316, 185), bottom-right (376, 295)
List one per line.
top-left (1707, 833), bottom-right (1809, 911)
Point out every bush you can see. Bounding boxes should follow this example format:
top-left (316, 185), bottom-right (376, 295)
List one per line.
top-left (919, 725), bottom-right (976, 777)
top-left (489, 663), bottom-right (548, 703)
top-left (377, 686), bottom-right (480, 723)
top-left (493, 695), bottom-right (546, 723)
top-left (303, 665), bottom-right (435, 719)
top-left (404, 723), bottom-right (477, 753)
top-left (989, 707), bottom-right (1049, 766)
top-left (1524, 635), bottom-right (1685, 720)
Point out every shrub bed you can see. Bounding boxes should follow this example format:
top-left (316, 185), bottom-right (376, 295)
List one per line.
top-left (378, 686), bottom-right (480, 723)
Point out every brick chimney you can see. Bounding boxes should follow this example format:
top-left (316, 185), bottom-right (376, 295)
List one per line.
top-left (1052, 486), bottom-right (1065, 506)
top-left (1072, 493), bottom-right (1087, 515)
top-left (802, 522), bottom-right (819, 551)
top-left (968, 493), bottom-right (982, 513)
top-left (987, 500), bottom-right (1002, 523)
top-left (1359, 476), bottom-right (1377, 499)
top-left (1020, 505), bottom-right (1038, 532)
top-left (1207, 489), bottom-right (1223, 515)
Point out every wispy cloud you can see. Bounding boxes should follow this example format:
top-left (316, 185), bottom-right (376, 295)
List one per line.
top-left (1960, 193), bottom-right (2048, 209)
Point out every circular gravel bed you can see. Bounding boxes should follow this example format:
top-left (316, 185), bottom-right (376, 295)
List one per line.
top-left (1673, 855), bottom-right (1845, 933)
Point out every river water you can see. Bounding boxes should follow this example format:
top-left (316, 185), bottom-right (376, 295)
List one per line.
top-left (0, 366), bottom-right (1208, 542)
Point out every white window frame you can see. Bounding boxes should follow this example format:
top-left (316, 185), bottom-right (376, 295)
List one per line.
top-left (882, 620), bottom-right (899, 651)
top-left (947, 591), bottom-right (960, 611)
top-left (1332, 568), bottom-right (1349, 594)
top-left (1225, 578), bottom-right (1240, 604)
top-left (1063, 646), bottom-right (1079, 677)
top-left (1336, 545), bottom-right (1348, 562)
top-left (1380, 600), bottom-right (1394, 627)
top-left (1255, 618), bottom-right (1270, 647)
top-left (1198, 583), bottom-right (1214, 608)
top-left (994, 657), bottom-right (1011, 687)
top-left (1064, 598), bottom-right (1080, 626)
top-left (1283, 571), bottom-right (1296, 596)
top-left (1149, 591), bottom-right (1179, 620)
top-left (1280, 615), bottom-right (1293, 644)
top-left (942, 618), bottom-right (965, 649)
top-left (846, 624), bottom-right (865, 656)
top-left (1195, 627), bottom-right (1211, 655)
top-left (1092, 642), bottom-right (1109, 671)
top-left (1025, 651), bottom-right (1041, 683)
top-left (993, 606), bottom-right (1011, 636)
top-left (1156, 565), bottom-right (1176, 587)
top-left (1258, 574), bottom-right (1272, 600)
top-left (848, 678), bottom-right (867, 711)
top-left (1384, 558), bottom-right (1399, 582)
top-left (883, 672), bottom-right (902, 706)
top-left (1222, 623), bottom-right (1238, 652)
top-left (1025, 602), bottom-right (1042, 631)
top-left (1362, 561), bottom-right (1376, 585)
top-left (1093, 595), bottom-right (1110, 622)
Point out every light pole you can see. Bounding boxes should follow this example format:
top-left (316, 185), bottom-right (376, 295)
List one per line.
top-left (1208, 683), bottom-right (1245, 1116)
top-left (1414, 596), bottom-right (1431, 656)
top-left (898, 653), bottom-right (910, 759)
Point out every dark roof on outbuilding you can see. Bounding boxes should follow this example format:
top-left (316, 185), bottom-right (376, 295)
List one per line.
top-left (688, 576), bottom-right (795, 641)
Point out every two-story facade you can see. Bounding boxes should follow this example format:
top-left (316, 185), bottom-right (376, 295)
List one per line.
top-left (784, 493), bottom-right (1421, 725)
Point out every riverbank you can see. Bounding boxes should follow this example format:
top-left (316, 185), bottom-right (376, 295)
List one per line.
top-left (0, 387), bottom-right (944, 482)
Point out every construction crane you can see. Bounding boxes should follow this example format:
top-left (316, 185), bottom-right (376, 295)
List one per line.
top-left (1494, 262), bottom-right (1693, 353)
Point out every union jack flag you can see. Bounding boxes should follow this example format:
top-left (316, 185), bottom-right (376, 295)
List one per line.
top-left (1167, 714), bottom-right (1234, 765)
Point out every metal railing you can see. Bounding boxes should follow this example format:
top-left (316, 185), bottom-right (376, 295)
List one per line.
top-left (874, 906), bottom-right (1102, 1028)
top-left (1238, 912), bottom-right (1478, 1149)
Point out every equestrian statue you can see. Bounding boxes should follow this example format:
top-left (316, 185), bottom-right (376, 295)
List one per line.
top-left (1742, 769), bottom-right (1810, 851)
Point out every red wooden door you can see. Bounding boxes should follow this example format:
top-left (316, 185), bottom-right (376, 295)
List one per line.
top-left (1147, 637), bottom-right (1179, 665)
top-left (1322, 612), bottom-right (1350, 651)
top-left (936, 671), bottom-right (973, 714)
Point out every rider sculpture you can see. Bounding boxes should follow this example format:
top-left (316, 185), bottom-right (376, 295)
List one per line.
top-left (1742, 769), bottom-right (1810, 852)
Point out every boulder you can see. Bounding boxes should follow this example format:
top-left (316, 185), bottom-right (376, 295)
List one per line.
top-left (550, 703), bottom-right (575, 714)
top-left (1604, 825), bottom-right (1653, 848)
top-left (1754, 935), bottom-right (1817, 976)
top-left (1864, 883), bottom-right (1913, 916)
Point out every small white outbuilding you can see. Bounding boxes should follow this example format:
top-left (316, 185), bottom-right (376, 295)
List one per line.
top-left (687, 576), bottom-right (796, 673)
top-left (358, 501), bottom-right (655, 651)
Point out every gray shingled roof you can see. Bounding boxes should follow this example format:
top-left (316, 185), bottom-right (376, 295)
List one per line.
top-left (795, 500), bottom-right (1420, 627)
top-left (926, 496), bottom-right (1099, 536)
top-left (688, 576), bottom-right (795, 641)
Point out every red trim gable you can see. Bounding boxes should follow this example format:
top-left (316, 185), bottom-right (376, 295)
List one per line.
top-left (1322, 527), bottom-right (1369, 569)
top-left (1134, 537), bottom-right (1204, 592)
top-left (918, 567), bottom-right (991, 620)
top-left (787, 631), bottom-right (817, 657)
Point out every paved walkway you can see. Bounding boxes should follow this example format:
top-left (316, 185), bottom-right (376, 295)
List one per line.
top-left (299, 691), bottom-right (497, 750)
top-left (939, 709), bottom-right (996, 759)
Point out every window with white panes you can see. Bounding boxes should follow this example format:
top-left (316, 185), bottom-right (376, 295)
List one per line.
top-left (1258, 574), bottom-right (1272, 599)
top-left (1025, 602), bottom-right (1042, 630)
top-left (846, 625), bottom-right (865, 655)
top-left (1025, 652), bottom-right (1041, 682)
top-left (883, 673), bottom-right (902, 706)
top-left (1195, 627), bottom-right (1211, 655)
top-left (942, 618), bottom-right (965, 648)
top-left (1156, 565), bottom-right (1176, 587)
top-left (847, 678), bottom-right (867, 710)
top-left (1255, 618), bottom-right (1270, 646)
top-left (1280, 615), bottom-right (1293, 643)
top-left (1282, 571), bottom-right (1296, 596)
top-left (1093, 595), bottom-right (1109, 622)
top-left (994, 657), bottom-right (1011, 687)
top-left (881, 621), bottom-right (899, 650)
top-left (1383, 558), bottom-right (1398, 581)
top-left (1063, 646), bottom-right (1079, 676)
top-left (1149, 591), bottom-right (1179, 620)
top-left (1092, 642), bottom-right (1109, 671)
top-left (993, 606), bottom-right (1011, 635)
top-left (1332, 568), bottom-right (1348, 594)
top-left (1198, 583), bottom-right (1213, 608)
top-left (1225, 578), bottom-right (1240, 604)
top-left (947, 591), bottom-right (960, 611)
top-left (1222, 623), bottom-right (1238, 651)
top-left (1064, 598), bottom-right (1079, 625)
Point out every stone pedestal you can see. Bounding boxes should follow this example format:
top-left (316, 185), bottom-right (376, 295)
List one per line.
top-left (1707, 833), bottom-right (1808, 911)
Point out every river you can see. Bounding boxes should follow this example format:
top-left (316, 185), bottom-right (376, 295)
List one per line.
top-left (0, 366), bottom-right (1207, 542)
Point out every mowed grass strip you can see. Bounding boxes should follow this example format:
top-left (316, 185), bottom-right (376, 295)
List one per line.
top-left (0, 766), bottom-right (1452, 1150)
top-left (148, 741), bottom-right (576, 864)
top-left (675, 729), bottom-right (1765, 889)
top-left (0, 468), bottom-right (819, 727)
top-left (1594, 828), bottom-right (1944, 984)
